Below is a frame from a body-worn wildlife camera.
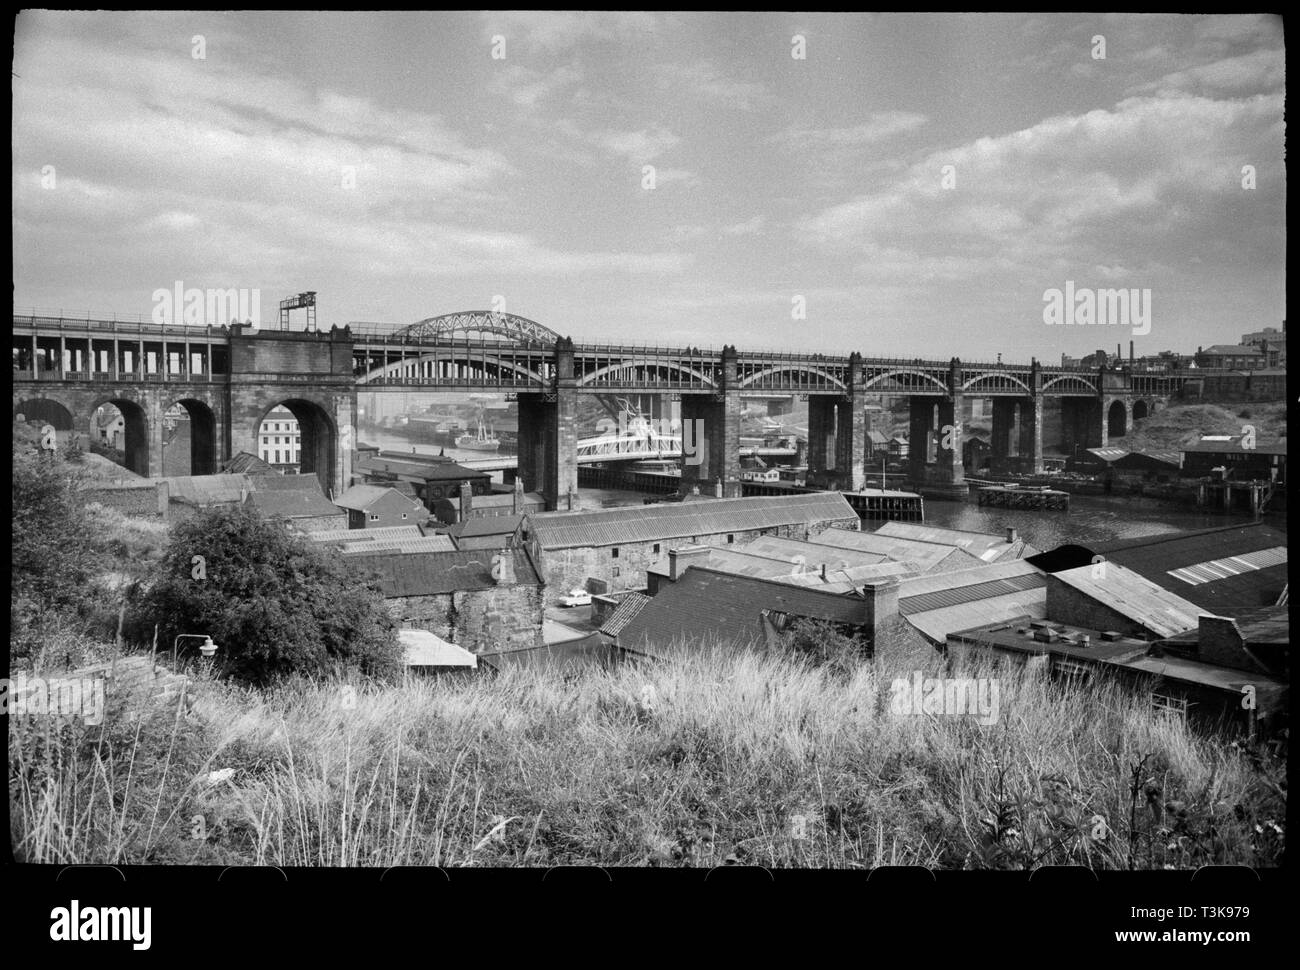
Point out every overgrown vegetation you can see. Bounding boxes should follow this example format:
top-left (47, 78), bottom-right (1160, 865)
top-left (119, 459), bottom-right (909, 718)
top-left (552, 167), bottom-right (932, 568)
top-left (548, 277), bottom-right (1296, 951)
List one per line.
top-left (127, 505), bottom-right (403, 685)
top-left (7, 650), bottom-right (1286, 868)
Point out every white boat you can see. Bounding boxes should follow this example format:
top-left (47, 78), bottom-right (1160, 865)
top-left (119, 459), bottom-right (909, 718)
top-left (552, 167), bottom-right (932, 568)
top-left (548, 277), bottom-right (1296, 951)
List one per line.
top-left (456, 414), bottom-right (500, 452)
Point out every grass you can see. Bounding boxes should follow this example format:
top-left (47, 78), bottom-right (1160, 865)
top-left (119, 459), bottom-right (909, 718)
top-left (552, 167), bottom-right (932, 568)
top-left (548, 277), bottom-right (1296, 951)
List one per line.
top-left (8, 645), bottom-right (1286, 869)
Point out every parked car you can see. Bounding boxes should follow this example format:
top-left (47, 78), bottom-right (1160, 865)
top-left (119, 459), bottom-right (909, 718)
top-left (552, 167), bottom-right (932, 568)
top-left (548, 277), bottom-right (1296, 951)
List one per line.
top-left (559, 588), bottom-right (592, 607)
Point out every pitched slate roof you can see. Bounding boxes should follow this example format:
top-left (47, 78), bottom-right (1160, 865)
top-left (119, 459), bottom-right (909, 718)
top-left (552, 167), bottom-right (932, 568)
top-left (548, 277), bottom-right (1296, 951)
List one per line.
top-left (347, 548), bottom-right (541, 596)
top-left (251, 473), bottom-right (325, 493)
top-left (598, 592), bottom-right (652, 637)
top-left (1091, 524), bottom-right (1289, 612)
top-left (613, 567), bottom-right (868, 658)
top-left (355, 454), bottom-right (489, 482)
top-left (307, 525), bottom-right (425, 545)
top-left (222, 451), bottom-right (276, 475)
top-left (333, 484), bottom-right (422, 512)
top-left (528, 493), bottom-right (857, 549)
top-left (245, 489), bottom-right (345, 520)
top-left (340, 535), bottom-right (457, 554)
top-left (166, 474), bottom-right (249, 505)
top-left (452, 514), bottom-right (525, 538)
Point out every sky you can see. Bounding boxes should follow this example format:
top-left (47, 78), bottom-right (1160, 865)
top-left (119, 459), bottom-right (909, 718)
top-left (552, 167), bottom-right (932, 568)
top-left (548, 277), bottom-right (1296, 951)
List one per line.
top-left (12, 11), bottom-right (1286, 360)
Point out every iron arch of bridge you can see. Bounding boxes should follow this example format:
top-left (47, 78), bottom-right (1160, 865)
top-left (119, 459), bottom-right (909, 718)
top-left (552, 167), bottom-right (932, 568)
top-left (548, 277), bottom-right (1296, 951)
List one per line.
top-left (738, 365), bottom-right (846, 391)
top-left (578, 360), bottom-right (719, 388)
top-left (357, 352), bottom-right (546, 385)
top-left (960, 372), bottom-right (1032, 395)
top-left (862, 369), bottom-right (949, 394)
top-left (395, 311), bottom-right (560, 346)
top-left (1041, 374), bottom-right (1098, 395)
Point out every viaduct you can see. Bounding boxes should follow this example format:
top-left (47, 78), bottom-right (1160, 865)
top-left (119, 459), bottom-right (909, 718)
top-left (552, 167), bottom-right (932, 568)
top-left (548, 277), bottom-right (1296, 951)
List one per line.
top-left (12, 310), bottom-right (1190, 509)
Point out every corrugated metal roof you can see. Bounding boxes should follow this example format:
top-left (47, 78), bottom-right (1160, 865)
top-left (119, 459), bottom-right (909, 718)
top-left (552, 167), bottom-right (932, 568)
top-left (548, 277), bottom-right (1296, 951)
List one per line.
top-left (900, 571), bottom-right (1045, 616)
top-left (808, 528), bottom-right (984, 573)
top-left (341, 535), bottom-right (457, 554)
top-left (308, 525), bottom-right (424, 544)
top-left (874, 522), bottom-right (1030, 561)
top-left (1092, 524), bottom-right (1289, 612)
top-left (774, 560), bottom-right (913, 589)
top-left (528, 493), bottom-right (857, 549)
top-left (1087, 447), bottom-right (1129, 463)
top-left (399, 629), bottom-right (477, 667)
top-left (348, 548), bottom-right (541, 596)
top-left (741, 535), bottom-right (888, 570)
top-left (1182, 439), bottom-right (1286, 455)
top-left (1052, 564), bottom-right (1202, 638)
top-left (222, 452), bottom-right (276, 475)
top-left (907, 591), bottom-right (1048, 644)
top-left (1168, 546), bottom-right (1287, 585)
top-left (599, 592), bottom-right (652, 637)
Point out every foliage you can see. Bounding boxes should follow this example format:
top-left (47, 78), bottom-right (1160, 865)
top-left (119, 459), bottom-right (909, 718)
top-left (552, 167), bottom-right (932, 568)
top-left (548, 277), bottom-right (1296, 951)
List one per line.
top-left (129, 505), bottom-right (402, 685)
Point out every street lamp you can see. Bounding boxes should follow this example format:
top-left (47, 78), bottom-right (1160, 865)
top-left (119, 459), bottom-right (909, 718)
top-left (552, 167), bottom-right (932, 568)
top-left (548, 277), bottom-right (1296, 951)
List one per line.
top-left (173, 633), bottom-right (220, 670)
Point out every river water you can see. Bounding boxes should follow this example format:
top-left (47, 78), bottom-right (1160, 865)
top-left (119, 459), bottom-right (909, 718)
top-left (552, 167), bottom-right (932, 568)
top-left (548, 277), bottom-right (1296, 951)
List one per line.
top-left (920, 494), bottom-right (1282, 549)
top-left (355, 429), bottom-right (1282, 546)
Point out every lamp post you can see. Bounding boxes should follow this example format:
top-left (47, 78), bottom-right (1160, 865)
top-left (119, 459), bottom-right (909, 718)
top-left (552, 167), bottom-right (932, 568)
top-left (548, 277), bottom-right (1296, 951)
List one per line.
top-left (173, 633), bottom-right (220, 672)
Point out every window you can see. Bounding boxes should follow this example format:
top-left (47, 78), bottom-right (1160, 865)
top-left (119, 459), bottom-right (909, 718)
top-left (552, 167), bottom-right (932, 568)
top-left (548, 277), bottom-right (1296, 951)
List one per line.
top-left (274, 450), bottom-right (281, 464)
top-left (727, 534), bottom-right (735, 543)
top-left (1053, 658), bottom-right (1091, 683)
top-left (369, 513), bottom-right (380, 522)
top-left (401, 513), bottom-right (408, 519)
top-left (653, 543), bottom-right (660, 555)
top-left (611, 547), bottom-right (619, 558)
top-left (612, 566), bottom-right (620, 578)
top-left (1151, 693), bottom-right (1188, 723)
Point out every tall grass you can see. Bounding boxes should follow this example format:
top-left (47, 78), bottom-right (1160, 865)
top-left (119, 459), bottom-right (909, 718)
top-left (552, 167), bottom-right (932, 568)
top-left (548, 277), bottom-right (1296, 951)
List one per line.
top-left (8, 648), bottom-right (1286, 868)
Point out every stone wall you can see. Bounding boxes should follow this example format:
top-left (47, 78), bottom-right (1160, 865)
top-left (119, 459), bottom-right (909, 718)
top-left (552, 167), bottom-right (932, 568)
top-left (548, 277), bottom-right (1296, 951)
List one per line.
top-left (384, 583), bottom-right (544, 654)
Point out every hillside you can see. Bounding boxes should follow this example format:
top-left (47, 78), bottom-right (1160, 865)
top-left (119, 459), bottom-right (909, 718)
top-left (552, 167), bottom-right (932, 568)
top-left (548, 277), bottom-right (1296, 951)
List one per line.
top-left (1114, 401), bottom-right (1287, 453)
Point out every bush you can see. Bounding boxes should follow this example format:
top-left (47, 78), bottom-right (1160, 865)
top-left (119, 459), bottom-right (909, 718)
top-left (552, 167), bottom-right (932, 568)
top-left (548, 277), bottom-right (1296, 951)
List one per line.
top-left (129, 505), bottom-right (402, 685)
top-left (11, 442), bottom-right (103, 659)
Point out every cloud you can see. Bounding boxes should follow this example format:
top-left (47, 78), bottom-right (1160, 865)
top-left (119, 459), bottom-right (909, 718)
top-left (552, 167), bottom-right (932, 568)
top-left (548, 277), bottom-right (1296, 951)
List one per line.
top-left (593, 126), bottom-right (681, 161)
top-left (489, 63), bottom-right (583, 106)
top-left (481, 11), bottom-right (662, 53)
top-left (772, 112), bottom-right (929, 151)
top-left (721, 215), bottom-right (765, 235)
top-left (653, 60), bottom-right (771, 111)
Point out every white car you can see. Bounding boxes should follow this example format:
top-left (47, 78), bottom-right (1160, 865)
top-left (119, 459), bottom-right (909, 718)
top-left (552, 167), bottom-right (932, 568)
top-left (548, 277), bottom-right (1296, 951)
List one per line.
top-left (559, 588), bottom-right (592, 607)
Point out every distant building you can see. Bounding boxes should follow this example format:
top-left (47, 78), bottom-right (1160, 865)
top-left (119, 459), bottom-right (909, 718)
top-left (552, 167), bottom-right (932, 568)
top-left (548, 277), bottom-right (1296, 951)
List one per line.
top-left (1181, 437), bottom-right (1286, 483)
top-left (348, 548), bottom-right (545, 656)
top-left (355, 452), bottom-right (491, 509)
top-left (450, 513), bottom-right (526, 550)
top-left (258, 405), bottom-right (302, 471)
top-left (333, 484), bottom-right (427, 529)
top-left (1194, 344), bottom-right (1275, 370)
top-left (526, 493), bottom-right (860, 596)
top-left (244, 488), bottom-right (347, 532)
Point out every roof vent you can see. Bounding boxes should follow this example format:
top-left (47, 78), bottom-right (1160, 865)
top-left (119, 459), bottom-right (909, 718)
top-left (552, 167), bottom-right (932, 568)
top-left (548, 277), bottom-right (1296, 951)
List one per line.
top-left (1100, 630), bottom-right (1123, 642)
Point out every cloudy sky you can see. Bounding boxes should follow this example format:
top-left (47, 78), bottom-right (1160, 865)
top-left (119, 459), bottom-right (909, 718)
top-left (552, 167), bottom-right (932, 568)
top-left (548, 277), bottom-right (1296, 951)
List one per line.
top-left (12, 11), bottom-right (1285, 359)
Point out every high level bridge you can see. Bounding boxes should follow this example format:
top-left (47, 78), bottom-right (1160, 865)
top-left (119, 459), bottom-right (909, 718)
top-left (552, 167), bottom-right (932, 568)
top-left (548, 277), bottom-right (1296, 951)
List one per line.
top-left (13, 308), bottom-right (1194, 507)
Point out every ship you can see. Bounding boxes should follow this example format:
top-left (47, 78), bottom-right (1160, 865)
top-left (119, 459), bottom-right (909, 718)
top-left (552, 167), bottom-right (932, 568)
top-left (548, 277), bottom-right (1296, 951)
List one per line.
top-left (456, 413), bottom-right (500, 452)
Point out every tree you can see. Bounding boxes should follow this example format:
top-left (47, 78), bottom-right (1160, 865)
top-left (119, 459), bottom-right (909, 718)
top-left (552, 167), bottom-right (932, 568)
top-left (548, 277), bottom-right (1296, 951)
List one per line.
top-left (11, 438), bottom-right (101, 657)
top-left (130, 505), bottom-right (402, 684)
top-left (779, 617), bottom-right (869, 676)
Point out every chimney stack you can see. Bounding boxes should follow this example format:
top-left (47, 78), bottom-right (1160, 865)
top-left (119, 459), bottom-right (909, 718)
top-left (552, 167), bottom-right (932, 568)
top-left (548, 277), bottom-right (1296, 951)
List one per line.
top-left (668, 545), bottom-right (711, 581)
top-left (512, 476), bottom-right (524, 514)
top-left (1129, 340), bottom-right (1134, 364)
top-left (714, 477), bottom-right (723, 498)
top-left (459, 480), bottom-right (473, 522)
top-left (1006, 527), bottom-right (1017, 544)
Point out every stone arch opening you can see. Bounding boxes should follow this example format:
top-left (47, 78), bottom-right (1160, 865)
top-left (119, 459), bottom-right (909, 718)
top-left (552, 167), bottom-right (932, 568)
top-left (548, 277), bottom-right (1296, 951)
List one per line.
top-left (89, 399), bottom-right (150, 476)
top-left (1107, 399), bottom-right (1127, 439)
top-left (14, 398), bottom-right (74, 431)
top-left (1131, 399), bottom-right (1149, 424)
top-left (256, 399), bottom-right (336, 496)
top-left (166, 399), bottom-right (218, 476)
